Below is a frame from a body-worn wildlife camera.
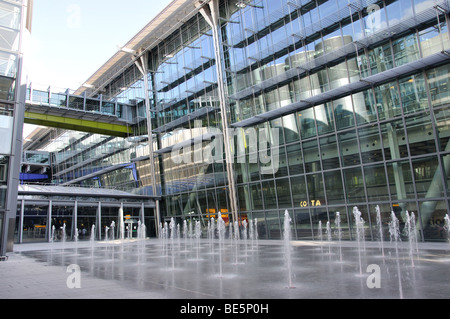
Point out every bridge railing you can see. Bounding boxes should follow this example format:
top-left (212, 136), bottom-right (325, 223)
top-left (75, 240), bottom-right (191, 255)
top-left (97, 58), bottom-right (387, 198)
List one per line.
top-left (25, 84), bottom-right (134, 121)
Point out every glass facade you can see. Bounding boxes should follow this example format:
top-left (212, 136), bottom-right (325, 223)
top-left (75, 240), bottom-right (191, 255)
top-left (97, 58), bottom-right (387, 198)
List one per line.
top-left (22, 0), bottom-right (450, 244)
top-left (16, 197), bottom-right (156, 243)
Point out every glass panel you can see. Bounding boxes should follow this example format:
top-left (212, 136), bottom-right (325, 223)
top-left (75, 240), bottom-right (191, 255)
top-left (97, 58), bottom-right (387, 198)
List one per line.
top-left (298, 107), bottom-right (316, 139)
top-left (303, 139), bottom-right (321, 172)
top-left (250, 182), bottom-right (264, 210)
top-left (380, 119), bottom-right (408, 160)
top-left (286, 143), bottom-right (303, 175)
top-left (290, 175), bottom-right (307, 208)
top-left (262, 180), bottom-right (277, 209)
top-left (427, 64), bottom-right (450, 108)
top-left (375, 81), bottom-right (401, 120)
top-left (310, 206), bottom-right (329, 238)
top-left (354, 89), bottom-right (377, 125)
top-left (323, 170), bottom-right (345, 204)
top-left (77, 206), bottom-right (97, 241)
top-left (238, 184), bottom-right (251, 212)
top-left (266, 210), bottom-right (281, 239)
top-left (334, 96), bottom-right (355, 130)
top-left (364, 164), bottom-right (389, 201)
top-left (320, 135), bottom-right (339, 170)
top-left (368, 43), bottom-right (393, 75)
top-left (412, 156), bottom-right (442, 199)
top-left (306, 173), bottom-right (325, 206)
top-left (393, 33), bottom-right (419, 67)
top-left (421, 200), bottom-right (448, 241)
top-left (315, 103), bottom-right (334, 135)
top-left (434, 109), bottom-right (450, 151)
top-left (442, 154), bottom-right (450, 196)
top-left (22, 204), bottom-right (48, 243)
top-left (406, 113), bottom-right (436, 156)
top-left (419, 21), bottom-right (448, 57)
top-left (0, 2), bottom-right (21, 30)
top-left (275, 178), bottom-right (292, 208)
top-left (274, 146), bottom-right (288, 178)
top-left (0, 104), bottom-right (13, 154)
top-left (282, 114), bottom-right (299, 143)
top-left (338, 130), bottom-right (360, 166)
top-left (399, 73), bottom-right (428, 114)
top-left (343, 167), bottom-right (366, 203)
top-left (358, 125), bottom-right (383, 164)
top-left (52, 206), bottom-right (73, 241)
top-left (0, 75), bottom-right (14, 100)
top-left (386, 160), bottom-right (414, 200)
top-left (294, 208), bottom-right (312, 239)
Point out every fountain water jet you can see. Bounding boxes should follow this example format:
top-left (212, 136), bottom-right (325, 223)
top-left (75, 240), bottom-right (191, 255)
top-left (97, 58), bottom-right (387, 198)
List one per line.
top-left (170, 218), bottom-right (176, 269)
top-left (110, 221), bottom-right (115, 241)
top-left (352, 207), bottom-right (365, 275)
top-left (375, 205), bottom-right (384, 257)
top-left (283, 210), bottom-right (295, 288)
top-left (335, 212), bottom-right (343, 262)
top-left (317, 221), bottom-right (323, 253)
top-left (326, 221), bottom-right (332, 256)
top-left (444, 214), bottom-right (450, 242)
top-left (51, 225), bottom-right (56, 243)
top-left (90, 224), bottom-right (95, 249)
top-left (405, 211), bottom-right (416, 267)
top-left (182, 220), bottom-right (188, 252)
top-left (233, 220), bottom-right (240, 265)
top-left (389, 212), bottom-right (404, 299)
top-left (194, 220), bottom-right (201, 261)
top-left (61, 223), bottom-right (66, 246)
top-left (217, 215), bottom-right (225, 277)
top-left (118, 207), bottom-right (125, 240)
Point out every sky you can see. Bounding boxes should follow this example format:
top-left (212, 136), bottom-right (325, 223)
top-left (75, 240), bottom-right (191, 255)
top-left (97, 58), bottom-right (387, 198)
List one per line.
top-left (24, 0), bottom-right (173, 136)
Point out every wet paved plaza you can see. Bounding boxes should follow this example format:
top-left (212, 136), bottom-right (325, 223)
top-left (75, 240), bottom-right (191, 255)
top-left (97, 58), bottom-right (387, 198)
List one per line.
top-left (1, 238), bottom-right (449, 300)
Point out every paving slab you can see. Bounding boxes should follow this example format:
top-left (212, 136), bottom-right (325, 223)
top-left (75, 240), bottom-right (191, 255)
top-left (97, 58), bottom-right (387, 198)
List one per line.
top-left (1, 239), bottom-right (449, 300)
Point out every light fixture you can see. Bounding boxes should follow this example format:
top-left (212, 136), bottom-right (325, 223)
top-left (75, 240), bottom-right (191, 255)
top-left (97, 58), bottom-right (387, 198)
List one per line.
top-left (236, 0), bottom-right (247, 8)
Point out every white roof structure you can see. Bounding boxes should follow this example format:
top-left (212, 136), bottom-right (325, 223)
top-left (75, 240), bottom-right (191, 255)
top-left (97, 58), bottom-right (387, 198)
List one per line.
top-left (75, 0), bottom-right (200, 97)
top-left (18, 184), bottom-right (157, 199)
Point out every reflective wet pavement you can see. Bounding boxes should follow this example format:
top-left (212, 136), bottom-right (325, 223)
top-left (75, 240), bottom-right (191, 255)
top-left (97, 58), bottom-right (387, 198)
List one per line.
top-left (2, 239), bottom-right (449, 299)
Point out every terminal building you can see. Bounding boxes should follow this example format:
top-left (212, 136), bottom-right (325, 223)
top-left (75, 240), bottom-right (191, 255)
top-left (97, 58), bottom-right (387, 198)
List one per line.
top-left (11, 0), bottom-right (450, 248)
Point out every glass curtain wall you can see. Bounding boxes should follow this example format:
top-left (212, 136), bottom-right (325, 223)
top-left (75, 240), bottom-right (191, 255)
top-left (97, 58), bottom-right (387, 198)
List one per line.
top-left (217, 0), bottom-right (450, 240)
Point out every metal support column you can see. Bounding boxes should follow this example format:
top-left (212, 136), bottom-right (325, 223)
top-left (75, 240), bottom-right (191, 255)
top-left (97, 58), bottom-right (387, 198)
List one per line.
top-left (196, 0), bottom-right (239, 225)
top-left (134, 51), bottom-right (161, 236)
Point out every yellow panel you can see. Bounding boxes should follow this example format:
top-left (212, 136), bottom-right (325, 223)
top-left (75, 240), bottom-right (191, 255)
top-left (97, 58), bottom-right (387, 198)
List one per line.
top-left (24, 112), bottom-right (132, 137)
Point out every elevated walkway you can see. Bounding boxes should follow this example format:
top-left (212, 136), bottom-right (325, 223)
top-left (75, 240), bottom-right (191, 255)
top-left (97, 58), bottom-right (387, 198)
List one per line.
top-left (24, 85), bottom-right (135, 137)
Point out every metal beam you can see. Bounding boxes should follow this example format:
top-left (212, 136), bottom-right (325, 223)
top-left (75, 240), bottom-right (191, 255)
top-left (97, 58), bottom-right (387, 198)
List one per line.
top-left (197, 0), bottom-right (239, 225)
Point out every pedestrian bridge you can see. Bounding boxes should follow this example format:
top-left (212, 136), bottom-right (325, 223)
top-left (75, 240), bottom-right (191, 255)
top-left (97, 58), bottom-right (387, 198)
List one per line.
top-left (24, 85), bottom-right (136, 137)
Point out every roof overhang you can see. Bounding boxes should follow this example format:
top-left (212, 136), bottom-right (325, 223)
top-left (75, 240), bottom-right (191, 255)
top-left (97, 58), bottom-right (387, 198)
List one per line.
top-left (18, 184), bottom-right (160, 200)
top-left (75, 0), bottom-right (205, 97)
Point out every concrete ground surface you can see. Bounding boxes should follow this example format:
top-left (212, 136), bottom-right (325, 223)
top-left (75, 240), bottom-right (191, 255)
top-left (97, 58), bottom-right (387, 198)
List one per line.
top-left (1, 238), bottom-right (449, 300)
